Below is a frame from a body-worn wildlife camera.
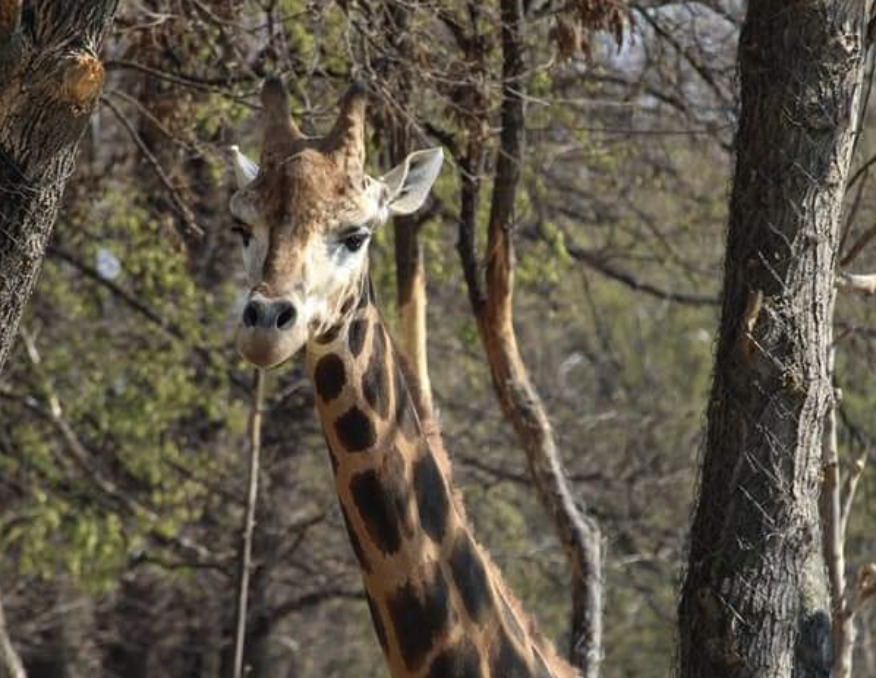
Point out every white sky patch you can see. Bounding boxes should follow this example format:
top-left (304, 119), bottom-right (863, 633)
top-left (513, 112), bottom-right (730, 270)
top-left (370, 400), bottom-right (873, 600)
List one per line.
top-left (95, 248), bottom-right (121, 280)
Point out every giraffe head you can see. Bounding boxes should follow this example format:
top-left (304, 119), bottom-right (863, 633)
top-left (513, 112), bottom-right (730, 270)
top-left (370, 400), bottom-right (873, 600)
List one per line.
top-left (228, 78), bottom-right (443, 369)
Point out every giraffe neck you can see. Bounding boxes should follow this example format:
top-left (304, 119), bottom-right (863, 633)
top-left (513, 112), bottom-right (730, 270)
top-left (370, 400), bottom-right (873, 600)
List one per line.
top-left (304, 280), bottom-right (574, 678)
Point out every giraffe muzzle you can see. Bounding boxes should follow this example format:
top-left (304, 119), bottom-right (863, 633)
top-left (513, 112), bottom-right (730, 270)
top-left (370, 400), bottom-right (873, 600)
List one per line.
top-left (236, 295), bottom-right (305, 369)
top-left (242, 297), bottom-right (296, 330)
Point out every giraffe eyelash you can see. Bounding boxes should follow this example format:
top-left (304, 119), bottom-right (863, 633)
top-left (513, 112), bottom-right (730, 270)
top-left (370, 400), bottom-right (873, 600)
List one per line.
top-left (335, 226), bottom-right (371, 253)
top-left (342, 232), bottom-right (369, 252)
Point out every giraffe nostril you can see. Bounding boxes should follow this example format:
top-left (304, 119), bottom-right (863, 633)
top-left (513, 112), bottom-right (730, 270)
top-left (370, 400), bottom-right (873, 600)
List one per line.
top-left (242, 301), bottom-right (261, 328)
top-left (275, 301), bottom-right (296, 331)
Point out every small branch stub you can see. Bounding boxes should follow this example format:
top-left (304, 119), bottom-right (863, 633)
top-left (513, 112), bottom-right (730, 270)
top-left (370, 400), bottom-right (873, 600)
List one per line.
top-left (738, 288), bottom-right (763, 361)
top-left (837, 271), bottom-right (876, 294)
top-left (60, 53), bottom-right (105, 111)
top-left (855, 563), bottom-right (876, 609)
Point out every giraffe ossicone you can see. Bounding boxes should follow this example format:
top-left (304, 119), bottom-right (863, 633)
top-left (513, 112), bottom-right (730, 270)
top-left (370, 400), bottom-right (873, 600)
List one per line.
top-left (228, 76), bottom-right (579, 678)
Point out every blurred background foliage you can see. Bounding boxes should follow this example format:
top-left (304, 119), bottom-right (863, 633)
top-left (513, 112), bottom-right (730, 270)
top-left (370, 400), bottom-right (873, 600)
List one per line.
top-left (1, 1), bottom-right (875, 677)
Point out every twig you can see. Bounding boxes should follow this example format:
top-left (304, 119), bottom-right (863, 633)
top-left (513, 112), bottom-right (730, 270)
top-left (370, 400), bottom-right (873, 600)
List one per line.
top-left (0, 584), bottom-right (26, 678)
top-left (841, 453), bottom-right (867, 540)
top-left (48, 244), bottom-right (183, 338)
top-left (841, 224), bottom-right (876, 267)
top-left (104, 88), bottom-right (201, 155)
top-left (632, 4), bottom-right (730, 107)
top-left (820, 381), bottom-right (852, 678)
top-left (104, 59), bottom-right (258, 102)
top-left (233, 369), bottom-right (266, 678)
top-left (100, 95), bottom-right (204, 238)
top-left (184, 0), bottom-right (242, 27)
top-left (556, 227), bottom-right (718, 306)
top-left (822, 371), bottom-right (872, 677)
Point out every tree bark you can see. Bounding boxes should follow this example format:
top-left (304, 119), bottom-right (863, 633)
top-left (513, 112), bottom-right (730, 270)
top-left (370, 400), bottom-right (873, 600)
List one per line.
top-left (457, 0), bottom-right (603, 674)
top-left (381, 3), bottom-right (436, 415)
top-left (393, 209), bottom-right (433, 415)
top-left (0, 0), bottom-right (119, 375)
top-left (678, 4), bottom-right (866, 678)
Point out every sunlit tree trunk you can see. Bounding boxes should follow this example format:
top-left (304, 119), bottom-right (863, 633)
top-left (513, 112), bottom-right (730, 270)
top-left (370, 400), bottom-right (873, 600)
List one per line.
top-left (381, 3), bottom-right (435, 416)
top-left (678, 4), bottom-right (866, 677)
top-left (0, 0), bottom-right (119, 375)
top-left (457, 0), bottom-right (604, 674)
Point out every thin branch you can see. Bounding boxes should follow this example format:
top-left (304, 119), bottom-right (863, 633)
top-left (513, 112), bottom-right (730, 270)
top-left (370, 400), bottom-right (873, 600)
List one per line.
top-left (261, 588), bottom-right (365, 632)
top-left (632, 4), bottom-right (730, 107)
top-left (0, 584), bottom-right (26, 678)
top-left (104, 59), bottom-right (258, 101)
top-left (840, 452), bottom-right (867, 539)
top-left (557, 227), bottom-right (719, 306)
top-left (837, 271), bottom-right (876, 294)
top-left (840, 223), bottom-right (876, 267)
top-left (100, 95), bottom-right (204, 238)
top-left (820, 383), bottom-right (851, 678)
top-left (184, 0), bottom-right (243, 27)
top-left (13, 327), bottom-right (221, 566)
top-left (456, 135), bottom-right (488, 313)
top-left (233, 369), bottom-right (266, 678)
top-left (847, 151), bottom-right (876, 192)
top-left (105, 88), bottom-right (201, 155)
top-left (48, 243), bottom-right (250, 394)
top-left (48, 244), bottom-right (183, 339)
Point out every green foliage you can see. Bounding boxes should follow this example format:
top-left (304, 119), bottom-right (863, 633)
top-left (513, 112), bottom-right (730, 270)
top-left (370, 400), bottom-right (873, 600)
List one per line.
top-left (11, 3), bottom-right (876, 678)
top-left (1, 188), bottom-right (239, 591)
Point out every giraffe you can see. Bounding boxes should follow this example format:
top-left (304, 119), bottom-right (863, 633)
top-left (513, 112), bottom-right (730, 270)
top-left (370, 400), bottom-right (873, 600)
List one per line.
top-left (228, 76), bottom-right (579, 678)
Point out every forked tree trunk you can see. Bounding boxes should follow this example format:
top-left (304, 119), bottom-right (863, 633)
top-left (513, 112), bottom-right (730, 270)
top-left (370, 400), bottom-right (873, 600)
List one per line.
top-left (0, 0), bottom-right (119, 375)
top-left (458, 0), bottom-right (603, 675)
top-left (678, 4), bottom-right (866, 678)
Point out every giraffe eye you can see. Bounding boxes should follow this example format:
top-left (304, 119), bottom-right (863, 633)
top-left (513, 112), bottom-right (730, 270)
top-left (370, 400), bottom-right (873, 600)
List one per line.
top-left (342, 232), bottom-right (369, 252)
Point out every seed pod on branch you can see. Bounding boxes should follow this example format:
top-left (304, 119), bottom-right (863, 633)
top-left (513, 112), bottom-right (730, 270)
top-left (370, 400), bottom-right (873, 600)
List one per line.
top-left (550, 0), bottom-right (628, 59)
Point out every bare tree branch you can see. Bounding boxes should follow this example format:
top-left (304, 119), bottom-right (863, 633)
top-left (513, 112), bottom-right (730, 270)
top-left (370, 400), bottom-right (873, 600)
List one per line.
top-left (457, 1), bottom-right (604, 674)
top-left (553, 227), bottom-right (719, 306)
top-left (0, 584), bottom-right (26, 678)
top-left (233, 369), bottom-right (266, 678)
top-left (819, 378), bottom-right (852, 678)
top-left (838, 271), bottom-right (876, 294)
top-left (101, 95), bottom-right (204, 238)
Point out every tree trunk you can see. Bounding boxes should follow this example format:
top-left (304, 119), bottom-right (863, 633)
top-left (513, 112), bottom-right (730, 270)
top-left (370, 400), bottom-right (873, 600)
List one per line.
top-left (380, 3), bottom-right (435, 415)
top-left (393, 208), bottom-right (433, 414)
top-left (678, 4), bottom-right (866, 678)
top-left (457, 0), bottom-right (603, 674)
top-left (0, 0), bottom-right (119, 375)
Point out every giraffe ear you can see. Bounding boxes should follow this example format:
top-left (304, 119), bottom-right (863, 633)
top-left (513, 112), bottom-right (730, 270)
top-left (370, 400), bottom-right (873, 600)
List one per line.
top-left (380, 147), bottom-right (443, 216)
top-left (229, 145), bottom-right (259, 188)
top-left (230, 189), bottom-right (259, 224)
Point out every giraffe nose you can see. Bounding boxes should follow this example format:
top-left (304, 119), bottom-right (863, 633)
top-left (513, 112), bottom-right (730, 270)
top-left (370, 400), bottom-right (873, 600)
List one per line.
top-left (242, 298), bottom-right (297, 330)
